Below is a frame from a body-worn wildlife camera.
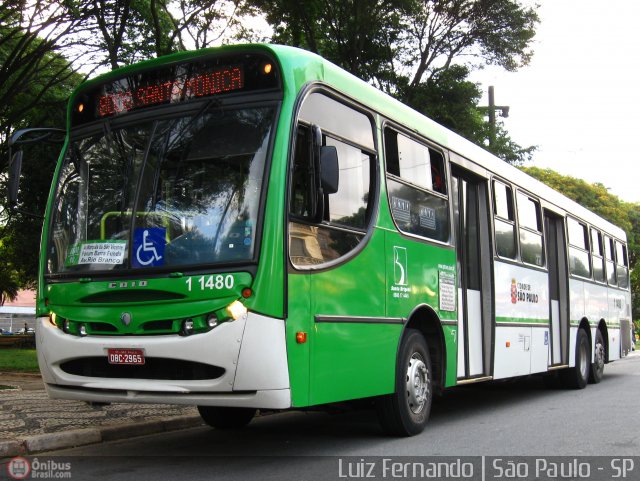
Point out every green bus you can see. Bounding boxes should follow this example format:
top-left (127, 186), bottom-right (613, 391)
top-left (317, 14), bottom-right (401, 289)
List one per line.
top-left (8, 44), bottom-right (632, 436)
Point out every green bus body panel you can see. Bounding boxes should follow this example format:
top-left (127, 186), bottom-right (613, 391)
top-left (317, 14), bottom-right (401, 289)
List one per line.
top-left (287, 227), bottom-right (458, 406)
top-left (442, 325), bottom-right (458, 387)
top-left (285, 273), bottom-right (312, 407)
top-left (308, 230), bottom-right (392, 405)
top-left (45, 272), bottom-right (253, 335)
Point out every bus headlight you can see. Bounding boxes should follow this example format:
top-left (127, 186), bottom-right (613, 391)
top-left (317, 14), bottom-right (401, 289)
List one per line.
top-left (226, 300), bottom-right (247, 320)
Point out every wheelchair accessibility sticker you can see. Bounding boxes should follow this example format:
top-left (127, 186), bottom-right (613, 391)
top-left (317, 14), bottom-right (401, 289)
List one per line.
top-left (133, 227), bottom-right (166, 267)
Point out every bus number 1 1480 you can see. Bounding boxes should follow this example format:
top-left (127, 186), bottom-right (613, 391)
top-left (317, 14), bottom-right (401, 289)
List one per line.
top-left (186, 275), bottom-right (234, 292)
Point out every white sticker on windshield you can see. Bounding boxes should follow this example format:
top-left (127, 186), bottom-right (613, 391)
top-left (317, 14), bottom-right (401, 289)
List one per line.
top-left (66, 241), bottom-right (127, 266)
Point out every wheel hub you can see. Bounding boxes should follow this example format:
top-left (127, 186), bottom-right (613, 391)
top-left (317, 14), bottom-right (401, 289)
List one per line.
top-left (406, 353), bottom-right (429, 414)
top-left (594, 341), bottom-right (605, 372)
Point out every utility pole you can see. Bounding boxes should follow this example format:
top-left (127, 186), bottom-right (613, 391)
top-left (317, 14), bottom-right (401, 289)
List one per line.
top-left (486, 86), bottom-right (510, 147)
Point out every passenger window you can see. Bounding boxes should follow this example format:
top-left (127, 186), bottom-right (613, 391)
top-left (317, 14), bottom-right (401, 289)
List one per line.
top-left (493, 181), bottom-right (516, 259)
top-left (384, 129), bottom-right (449, 242)
top-left (615, 241), bottom-right (629, 289)
top-left (591, 228), bottom-right (605, 283)
top-left (604, 235), bottom-right (616, 286)
top-left (567, 218), bottom-right (591, 278)
top-left (494, 180), bottom-right (514, 220)
top-left (516, 192), bottom-right (544, 266)
top-left (289, 93), bottom-right (376, 268)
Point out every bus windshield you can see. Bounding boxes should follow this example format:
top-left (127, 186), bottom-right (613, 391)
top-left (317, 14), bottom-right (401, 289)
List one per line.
top-left (47, 104), bottom-right (276, 275)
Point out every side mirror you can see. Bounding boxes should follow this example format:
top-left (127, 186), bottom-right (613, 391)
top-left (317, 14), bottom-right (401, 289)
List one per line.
top-left (8, 150), bottom-right (23, 207)
top-left (311, 124), bottom-right (339, 195)
top-left (319, 145), bottom-right (339, 194)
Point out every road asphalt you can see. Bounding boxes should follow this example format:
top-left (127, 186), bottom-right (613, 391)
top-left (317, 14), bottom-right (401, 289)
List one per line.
top-left (2, 349), bottom-right (638, 459)
top-left (0, 372), bottom-right (203, 458)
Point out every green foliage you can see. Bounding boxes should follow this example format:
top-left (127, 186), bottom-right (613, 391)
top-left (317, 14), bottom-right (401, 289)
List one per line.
top-left (399, 65), bottom-right (484, 138)
top-left (256, 0), bottom-right (408, 89)
top-left (521, 167), bottom-right (632, 232)
top-left (251, 0), bottom-right (539, 164)
top-left (75, 0), bottom-right (260, 69)
top-left (398, 65), bottom-right (536, 165)
top-left (0, 5), bottom-right (82, 294)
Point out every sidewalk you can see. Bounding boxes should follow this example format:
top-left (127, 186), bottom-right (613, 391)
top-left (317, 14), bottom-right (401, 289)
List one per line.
top-left (0, 372), bottom-right (203, 458)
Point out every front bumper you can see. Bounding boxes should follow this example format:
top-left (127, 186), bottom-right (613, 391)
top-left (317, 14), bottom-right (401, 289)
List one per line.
top-left (36, 311), bottom-right (291, 409)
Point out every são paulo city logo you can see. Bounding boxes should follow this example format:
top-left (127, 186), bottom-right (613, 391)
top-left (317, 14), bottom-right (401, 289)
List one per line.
top-left (511, 278), bottom-right (539, 304)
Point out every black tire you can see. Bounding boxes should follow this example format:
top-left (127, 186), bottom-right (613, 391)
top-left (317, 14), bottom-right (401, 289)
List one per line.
top-left (197, 406), bottom-right (256, 429)
top-left (589, 329), bottom-right (605, 384)
top-left (376, 329), bottom-right (432, 436)
top-left (560, 328), bottom-right (590, 389)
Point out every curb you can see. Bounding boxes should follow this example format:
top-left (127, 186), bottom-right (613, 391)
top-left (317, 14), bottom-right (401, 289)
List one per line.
top-left (0, 415), bottom-right (203, 458)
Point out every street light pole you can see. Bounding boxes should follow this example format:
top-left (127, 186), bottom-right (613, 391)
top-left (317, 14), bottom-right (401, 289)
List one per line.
top-left (488, 86), bottom-right (496, 147)
top-left (486, 85), bottom-right (509, 147)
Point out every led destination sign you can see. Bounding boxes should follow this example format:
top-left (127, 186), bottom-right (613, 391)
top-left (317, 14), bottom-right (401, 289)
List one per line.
top-left (72, 52), bottom-right (280, 126)
top-left (97, 66), bottom-right (244, 117)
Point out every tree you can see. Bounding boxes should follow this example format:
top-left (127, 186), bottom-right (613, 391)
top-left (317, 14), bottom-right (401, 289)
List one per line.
top-left (251, 0), bottom-right (409, 90)
top-left (0, 5), bottom-right (83, 294)
top-left (75, 0), bottom-right (259, 70)
top-left (400, 0), bottom-right (538, 88)
top-left (0, 2), bottom-right (86, 147)
top-left (0, 237), bottom-right (20, 305)
top-left (251, 0), bottom-right (539, 163)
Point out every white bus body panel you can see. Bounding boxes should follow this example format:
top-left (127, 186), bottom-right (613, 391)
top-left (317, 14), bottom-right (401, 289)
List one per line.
top-left (36, 312), bottom-right (291, 409)
top-left (493, 262), bottom-right (549, 379)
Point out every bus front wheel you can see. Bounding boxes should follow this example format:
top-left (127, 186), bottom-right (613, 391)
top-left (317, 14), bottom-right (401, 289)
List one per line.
top-left (560, 328), bottom-right (590, 389)
top-left (376, 328), bottom-right (432, 436)
top-left (197, 406), bottom-right (256, 429)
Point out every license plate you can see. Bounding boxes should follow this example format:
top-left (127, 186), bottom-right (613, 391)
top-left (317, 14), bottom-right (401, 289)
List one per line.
top-left (107, 348), bottom-right (145, 365)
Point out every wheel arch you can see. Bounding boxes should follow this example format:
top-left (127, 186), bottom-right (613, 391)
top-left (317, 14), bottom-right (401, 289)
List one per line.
top-left (402, 304), bottom-right (447, 393)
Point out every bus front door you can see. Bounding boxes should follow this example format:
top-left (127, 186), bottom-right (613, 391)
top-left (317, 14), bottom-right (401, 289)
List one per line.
top-left (452, 166), bottom-right (493, 380)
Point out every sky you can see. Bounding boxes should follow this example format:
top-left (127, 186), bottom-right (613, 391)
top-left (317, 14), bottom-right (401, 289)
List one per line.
top-left (470, 0), bottom-right (640, 203)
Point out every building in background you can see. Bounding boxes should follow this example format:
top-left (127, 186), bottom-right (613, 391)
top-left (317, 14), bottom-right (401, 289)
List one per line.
top-left (0, 290), bottom-right (36, 333)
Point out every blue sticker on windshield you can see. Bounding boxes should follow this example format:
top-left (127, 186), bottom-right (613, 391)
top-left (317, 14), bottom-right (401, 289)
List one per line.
top-left (133, 227), bottom-right (166, 267)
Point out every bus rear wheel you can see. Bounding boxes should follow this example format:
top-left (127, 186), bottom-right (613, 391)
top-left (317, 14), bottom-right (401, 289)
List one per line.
top-left (376, 329), bottom-right (432, 436)
top-left (589, 329), bottom-right (605, 384)
top-left (560, 328), bottom-right (590, 389)
top-left (197, 406), bottom-right (256, 429)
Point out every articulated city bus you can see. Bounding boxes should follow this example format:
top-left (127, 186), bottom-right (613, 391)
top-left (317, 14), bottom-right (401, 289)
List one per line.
top-left (9, 44), bottom-right (632, 436)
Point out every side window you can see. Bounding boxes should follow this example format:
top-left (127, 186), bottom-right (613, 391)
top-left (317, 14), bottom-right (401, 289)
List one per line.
top-left (493, 180), bottom-right (516, 259)
top-left (567, 217), bottom-right (591, 278)
top-left (289, 93), bottom-right (375, 267)
top-left (591, 229), bottom-right (605, 282)
top-left (615, 241), bottom-right (629, 289)
top-left (384, 128), bottom-right (449, 242)
top-left (516, 192), bottom-right (544, 266)
top-left (604, 235), bottom-right (616, 286)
